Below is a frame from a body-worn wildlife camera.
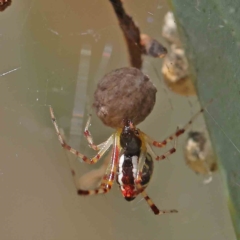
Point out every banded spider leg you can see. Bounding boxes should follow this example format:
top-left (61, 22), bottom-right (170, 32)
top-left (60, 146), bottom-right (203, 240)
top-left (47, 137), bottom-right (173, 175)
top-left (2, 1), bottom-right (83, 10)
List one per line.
top-left (50, 106), bottom-right (112, 165)
top-left (133, 104), bottom-right (208, 215)
top-left (79, 135), bottom-right (120, 196)
top-left (145, 128), bottom-right (178, 161)
top-left (50, 106), bottom-right (118, 195)
top-left (144, 103), bottom-right (206, 152)
top-left (84, 114), bottom-right (107, 151)
top-left (134, 136), bottom-right (178, 215)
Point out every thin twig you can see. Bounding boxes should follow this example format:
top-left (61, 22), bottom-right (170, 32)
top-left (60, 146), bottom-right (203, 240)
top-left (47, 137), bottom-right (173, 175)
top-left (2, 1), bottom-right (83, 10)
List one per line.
top-left (109, 0), bottom-right (143, 68)
top-left (109, 0), bottom-right (167, 69)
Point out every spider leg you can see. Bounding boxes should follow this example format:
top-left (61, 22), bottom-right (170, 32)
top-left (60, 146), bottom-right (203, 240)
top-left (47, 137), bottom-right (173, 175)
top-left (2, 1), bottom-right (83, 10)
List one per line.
top-left (144, 107), bottom-right (204, 148)
top-left (50, 106), bottom-right (113, 164)
top-left (77, 134), bottom-right (120, 196)
top-left (135, 170), bottom-right (177, 215)
top-left (84, 114), bottom-right (106, 151)
top-left (137, 186), bottom-right (178, 215)
top-left (146, 137), bottom-right (177, 161)
top-left (134, 147), bottom-right (177, 215)
top-left (78, 151), bottom-right (112, 190)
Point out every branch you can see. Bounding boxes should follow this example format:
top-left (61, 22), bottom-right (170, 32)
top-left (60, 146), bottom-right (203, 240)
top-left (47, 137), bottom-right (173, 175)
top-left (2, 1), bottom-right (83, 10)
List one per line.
top-left (109, 0), bottom-right (167, 69)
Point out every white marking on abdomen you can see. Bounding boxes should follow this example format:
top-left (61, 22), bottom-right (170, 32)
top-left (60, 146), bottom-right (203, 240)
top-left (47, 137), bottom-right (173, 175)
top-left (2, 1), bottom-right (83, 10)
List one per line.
top-left (118, 155), bottom-right (124, 186)
top-left (118, 155), bottom-right (139, 186)
top-left (132, 156), bottom-right (138, 178)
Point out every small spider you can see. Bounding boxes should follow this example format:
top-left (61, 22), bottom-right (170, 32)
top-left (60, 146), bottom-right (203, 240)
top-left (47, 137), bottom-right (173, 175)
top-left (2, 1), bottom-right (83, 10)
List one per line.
top-left (49, 106), bottom-right (204, 215)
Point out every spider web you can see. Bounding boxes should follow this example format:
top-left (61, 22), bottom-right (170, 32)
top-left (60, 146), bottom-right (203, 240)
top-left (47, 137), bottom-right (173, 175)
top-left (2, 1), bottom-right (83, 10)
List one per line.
top-left (0, 1), bottom-right (237, 240)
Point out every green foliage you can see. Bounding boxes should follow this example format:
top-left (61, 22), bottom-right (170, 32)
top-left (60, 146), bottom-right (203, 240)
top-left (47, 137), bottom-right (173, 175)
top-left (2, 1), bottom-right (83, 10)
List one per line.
top-left (169, 0), bottom-right (240, 238)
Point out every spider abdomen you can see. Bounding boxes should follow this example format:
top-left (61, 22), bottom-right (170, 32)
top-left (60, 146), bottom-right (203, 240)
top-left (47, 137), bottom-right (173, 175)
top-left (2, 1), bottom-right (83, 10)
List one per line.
top-left (117, 154), bottom-right (137, 201)
top-left (141, 153), bottom-right (154, 188)
top-left (117, 153), bottom-right (154, 201)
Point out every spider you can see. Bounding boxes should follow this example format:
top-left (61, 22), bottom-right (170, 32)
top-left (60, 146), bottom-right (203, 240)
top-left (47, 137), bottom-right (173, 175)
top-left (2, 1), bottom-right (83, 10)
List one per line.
top-left (49, 106), bottom-right (204, 215)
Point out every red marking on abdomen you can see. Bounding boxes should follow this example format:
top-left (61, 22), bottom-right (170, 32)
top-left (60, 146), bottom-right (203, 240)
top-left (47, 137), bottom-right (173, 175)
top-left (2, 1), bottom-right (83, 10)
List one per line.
top-left (121, 185), bottom-right (135, 198)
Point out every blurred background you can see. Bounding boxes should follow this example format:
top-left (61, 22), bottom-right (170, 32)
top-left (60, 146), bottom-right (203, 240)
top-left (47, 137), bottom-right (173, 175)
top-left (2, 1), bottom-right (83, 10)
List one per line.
top-left (0, 0), bottom-right (236, 239)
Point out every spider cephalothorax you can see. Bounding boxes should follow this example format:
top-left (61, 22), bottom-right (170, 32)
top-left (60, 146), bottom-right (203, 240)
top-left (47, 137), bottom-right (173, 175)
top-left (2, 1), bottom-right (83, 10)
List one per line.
top-left (50, 104), bottom-right (205, 215)
top-left (120, 119), bottom-right (141, 155)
